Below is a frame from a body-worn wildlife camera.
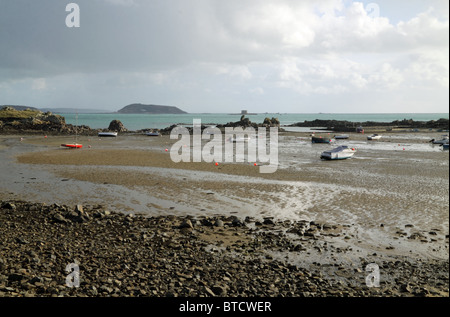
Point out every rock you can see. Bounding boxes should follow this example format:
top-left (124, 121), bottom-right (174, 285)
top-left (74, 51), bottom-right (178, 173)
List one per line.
top-left (29, 276), bottom-right (43, 285)
top-left (214, 219), bottom-right (224, 227)
top-left (52, 213), bottom-right (67, 224)
top-left (400, 283), bottom-right (413, 293)
top-left (231, 217), bottom-right (244, 227)
top-left (292, 244), bottom-right (306, 252)
top-left (179, 219), bottom-right (193, 229)
top-left (2, 202), bottom-right (16, 210)
top-left (99, 285), bottom-right (114, 294)
top-left (15, 237), bottom-right (29, 245)
top-left (8, 273), bottom-right (27, 282)
top-left (263, 218), bottom-right (275, 225)
top-left (204, 286), bottom-right (216, 297)
top-left (107, 120), bottom-right (127, 132)
top-left (211, 285), bottom-right (227, 296)
top-left (408, 232), bottom-right (426, 240)
top-left (75, 205), bottom-right (84, 214)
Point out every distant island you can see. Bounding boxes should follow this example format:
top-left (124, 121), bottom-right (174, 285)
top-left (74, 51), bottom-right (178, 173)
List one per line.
top-left (117, 104), bottom-right (187, 114)
top-left (1, 105), bottom-right (111, 114)
top-left (2, 104), bottom-right (188, 114)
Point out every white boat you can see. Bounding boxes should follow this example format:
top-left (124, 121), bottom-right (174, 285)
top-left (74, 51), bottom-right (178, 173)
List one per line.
top-left (146, 131), bottom-right (160, 136)
top-left (367, 134), bottom-right (382, 140)
top-left (320, 145), bottom-right (356, 160)
top-left (334, 134), bottom-right (349, 140)
top-left (229, 136), bottom-right (251, 143)
top-left (430, 135), bottom-right (449, 145)
top-left (98, 132), bottom-right (118, 137)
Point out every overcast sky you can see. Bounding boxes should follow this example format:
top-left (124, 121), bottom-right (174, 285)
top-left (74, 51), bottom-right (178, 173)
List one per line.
top-left (0, 0), bottom-right (448, 113)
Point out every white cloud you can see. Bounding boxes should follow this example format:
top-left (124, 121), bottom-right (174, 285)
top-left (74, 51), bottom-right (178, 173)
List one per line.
top-left (0, 0), bottom-right (448, 112)
top-left (31, 78), bottom-right (47, 90)
top-left (250, 87), bottom-right (264, 95)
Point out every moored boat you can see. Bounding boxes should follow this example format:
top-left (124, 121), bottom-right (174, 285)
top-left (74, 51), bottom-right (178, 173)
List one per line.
top-left (367, 134), bottom-right (382, 140)
top-left (334, 134), bottom-right (349, 140)
top-left (229, 136), bottom-right (251, 143)
top-left (312, 136), bottom-right (332, 143)
top-left (430, 135), bottom-right (449, 145)
top-left (146, 131), bottom-right (160, 136)
top-left (61, 112), bottom-right (82, 149)
top-left (61, 144), bottom-right (83, 149)
top-left (98, 132), bottom-right (118, 137)
top-left (320, 145), bottom-right (356, 160)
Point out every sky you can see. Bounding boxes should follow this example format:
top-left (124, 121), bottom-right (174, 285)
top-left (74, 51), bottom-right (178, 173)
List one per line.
top-left (0, 0), bottom-right (448, 113)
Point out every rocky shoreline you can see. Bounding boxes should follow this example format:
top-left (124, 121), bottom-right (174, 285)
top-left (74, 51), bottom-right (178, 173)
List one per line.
top-left (1, 200), bottom-right (448, 297)
top-left (289, 118), bottom-right (449, 132)
top-left (2, 107), bottom-right (448, 136)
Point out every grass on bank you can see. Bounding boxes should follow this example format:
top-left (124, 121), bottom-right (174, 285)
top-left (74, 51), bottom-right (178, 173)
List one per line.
top-left (0, 107), bottom-right (43, 120)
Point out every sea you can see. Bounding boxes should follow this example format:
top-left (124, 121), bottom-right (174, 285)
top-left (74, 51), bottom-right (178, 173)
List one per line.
top-left (59, 112), bottom-right (449, 131)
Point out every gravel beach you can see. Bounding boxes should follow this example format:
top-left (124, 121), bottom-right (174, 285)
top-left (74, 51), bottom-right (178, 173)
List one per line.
top-left (0, 131), bottom-right (449, 297)
top-left (1, 200), bottom-right (448, 297)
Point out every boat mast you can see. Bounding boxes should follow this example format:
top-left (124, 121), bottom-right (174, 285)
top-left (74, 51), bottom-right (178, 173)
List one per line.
top-left (75, 111), bottom-right (79, 145)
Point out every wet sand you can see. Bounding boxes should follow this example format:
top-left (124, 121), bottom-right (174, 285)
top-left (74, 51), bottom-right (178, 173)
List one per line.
top-left (1, 132), bottom-right (449, 268)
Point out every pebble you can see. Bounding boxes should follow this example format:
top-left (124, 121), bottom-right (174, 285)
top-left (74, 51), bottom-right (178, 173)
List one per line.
top-left (0, 200), bottom-right (448, 297)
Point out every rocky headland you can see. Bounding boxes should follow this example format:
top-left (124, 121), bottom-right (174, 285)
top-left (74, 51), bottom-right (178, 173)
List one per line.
top-left (0, 107), bottom-right (128, 136)
top-left (0, 107), bottom-right (96, 135)
top-left (289, 118), bottom-right (450, 132)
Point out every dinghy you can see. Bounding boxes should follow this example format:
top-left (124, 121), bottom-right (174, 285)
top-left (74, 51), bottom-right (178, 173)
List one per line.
top-left (367, 134), bottom-right (382, 140)
top-left (61, 143), bottom-right (83, 149)
top-left (98, 132), bottom-right (118, 137)
top-left (229, 136), bottom-right (251, 143)
top-left (61, 112), bottom-right (82, 149)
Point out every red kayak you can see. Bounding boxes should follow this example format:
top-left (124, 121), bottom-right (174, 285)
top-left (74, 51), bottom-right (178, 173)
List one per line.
top-left (61, 144), bottom-right (83, 149)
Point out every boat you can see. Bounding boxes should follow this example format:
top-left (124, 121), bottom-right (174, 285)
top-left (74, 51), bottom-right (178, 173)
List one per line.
top-left (334, 134), bottom-right (349, 140)
top-left (430, 135), bottom-right (449, 145)
top-left (312, 136), bottom-right (332, 144)
top-left (320, 145), bottom-right (356, 160)
top-left (61, 143), bottom-right (83, 149)
top-left (229, 136), bottom-right (251, 143)
top-left (61, 112), bottom-right (82, 149)
top-left (98, 132), bottom-right (118, 137)
top-left (367, 134), bottom-right (382, 140)
top-left (146, 131), bottom-right (160, 136)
